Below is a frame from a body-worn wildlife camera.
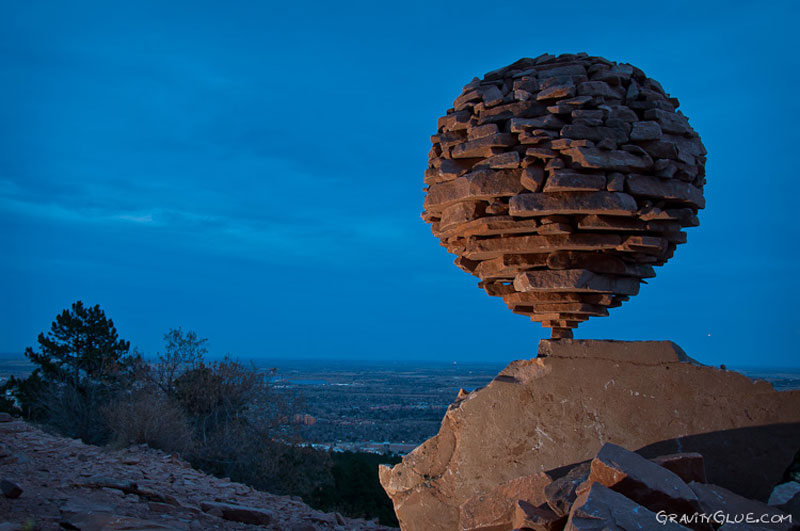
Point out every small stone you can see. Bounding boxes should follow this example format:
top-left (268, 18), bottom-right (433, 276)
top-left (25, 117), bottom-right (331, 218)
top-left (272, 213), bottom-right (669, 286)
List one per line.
top-left (424, 169), bottom-right (524, 213)
top-left (546, 96), bottom-right (593, 114)
top-left (0, 413), bottom-right (12, 423)
top-left (537, 64), bottom-right (586, 79)
top-left (596, 138), bottom-right (617, 150)
top-left (769, 481), bottom-right (800, 506)
top-left (630, 120), bottom-right (663, 141)
top-left (603, 104), bottom-right (638, 122)
top-left (525, 147), bottom-right (558, 160)
top-left (549, 328), bottom-right (574, 339)
top-left (563, 146), bottom-right (652, 172)
top-left (644, 108), bottom-right (691, 134)
top-left (477, 101), bottom-right (549, 124)
top-left (437, 130), bottom-right (467, 148)
top-left (200, 501), bottom-right (274, 525)
top-left (436, 216), bottom-right (540, 240)
top-left (468, 123), bottom-right (499, 141)
top-left (0, 479), bottom-right (22, 499)
top-left (485, 199), bottom-right (509, 215)
top-left (514, 499), bottom-right (566, 530)
top-left (434, 159), bottom-right (474, 181)
top-left (438, 110), bottom-right (471, 131)
top-left (480, 85), bottom-right (504, 107)
top-left (606, 172), bottom-right (624, 191)
top-left (561, 124), bottom-right (628, 144)
top-left (545, 462), bottom-right (591, 517)
top-left (626, 80), bottom-right (640, 100)
top-left (537, 82), bottom-right (576, 100)
top-left (514, 89), bottom-right (532, 101)
top-left (477, 151), bottom-right (520, 169)
top-left (577, 81), bottom-right (622, 99)
top-left (544, 157), bottom-right (565, 170)
top-left (510, 116), bottom-right (565, 132)
top-left (543, 170), bottom-right (606, 192)
top-left (451, 133), bottom-right (517, 159)
top-left (453, 89), bottom-right (481, 110)
top-left (521, 166), bottom-right (546, 192)
top-left (625, 174), bottom-right (705, 209)
top-left (537, 222), bottom-right (571, 235)
top-left (439, 201), bottom-right (484, 232)
top-left (148, 501), bottom-right (174, 513)
top-left (475, 254), bottom-right (548, 280)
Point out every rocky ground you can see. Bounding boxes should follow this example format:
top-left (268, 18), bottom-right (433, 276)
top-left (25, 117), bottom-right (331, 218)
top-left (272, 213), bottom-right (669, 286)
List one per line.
top-left (0, 414), bottom-right (398, 530)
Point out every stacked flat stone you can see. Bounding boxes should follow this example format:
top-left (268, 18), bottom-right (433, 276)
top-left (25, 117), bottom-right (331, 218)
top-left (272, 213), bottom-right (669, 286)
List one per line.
top-left (422, 53), bottom-right (706, 339)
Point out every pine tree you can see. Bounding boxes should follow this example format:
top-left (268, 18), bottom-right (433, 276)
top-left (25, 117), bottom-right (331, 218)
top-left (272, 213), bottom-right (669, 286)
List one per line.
top-left (16, 301), bottom-right (138, 443)
top-left (25, 301), bottom-right (132, 388)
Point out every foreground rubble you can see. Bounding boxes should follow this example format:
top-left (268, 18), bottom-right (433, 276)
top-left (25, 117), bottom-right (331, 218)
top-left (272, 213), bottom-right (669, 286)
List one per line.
top-left (0, 415), bottom-right (396, 530)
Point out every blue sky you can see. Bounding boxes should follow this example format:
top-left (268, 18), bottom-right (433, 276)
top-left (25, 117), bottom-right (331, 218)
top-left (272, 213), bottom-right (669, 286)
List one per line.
top-left (1, 0), bottom-right (798, 367)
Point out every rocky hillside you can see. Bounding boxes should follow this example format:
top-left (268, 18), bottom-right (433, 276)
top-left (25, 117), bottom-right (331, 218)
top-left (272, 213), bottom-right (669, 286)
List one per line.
top-left (0, 413), bottom-right (398, 530)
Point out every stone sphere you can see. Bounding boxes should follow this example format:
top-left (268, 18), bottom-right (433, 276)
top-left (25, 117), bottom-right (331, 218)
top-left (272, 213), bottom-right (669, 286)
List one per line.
top-left (422, 53), bottom-right (706, 339)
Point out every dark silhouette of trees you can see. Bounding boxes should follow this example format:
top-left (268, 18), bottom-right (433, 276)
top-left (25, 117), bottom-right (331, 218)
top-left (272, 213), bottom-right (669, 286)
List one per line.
top-left (25, 301), bottom-right (133, 387)
top-left (153, 327), bottom-right (207, 393)
top-left (309, 451), bottom-right (401, 525)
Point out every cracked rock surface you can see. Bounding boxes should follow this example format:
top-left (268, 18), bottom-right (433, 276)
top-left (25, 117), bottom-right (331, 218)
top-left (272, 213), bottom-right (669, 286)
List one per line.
top-left (379, 340), bottom-right (800, 531)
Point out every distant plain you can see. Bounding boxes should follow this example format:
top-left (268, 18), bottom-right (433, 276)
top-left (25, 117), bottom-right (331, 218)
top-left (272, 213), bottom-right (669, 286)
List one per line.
top-left (2, 352), bottom-right (797, 449)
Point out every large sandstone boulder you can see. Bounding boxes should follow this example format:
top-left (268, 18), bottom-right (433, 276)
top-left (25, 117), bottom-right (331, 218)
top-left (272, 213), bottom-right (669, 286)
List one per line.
top-left (379, 340), bottom-right (800, 531)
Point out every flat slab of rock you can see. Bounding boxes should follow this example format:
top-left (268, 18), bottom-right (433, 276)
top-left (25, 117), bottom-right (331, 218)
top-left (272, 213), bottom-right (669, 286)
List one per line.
top-left (514, 269), bottom-right (640, 296)
top-left (585, 442), bottom-right (702, 517)
top-left (769, 481), bottom-right (800, 506)
top-left (200, 500), bottom-right (274, 525)
top-left (565, 483), bottom-right (690, 530)
top-left (689, 482), bottom-right (793, 531)
top-left (379, 340), bottom-right (800, 531)
top-left (59, 513), bottom-right (175, 531)
top-left (538, 338), bottom-right (695, 364)
top-left (509, 191), bottom-right (638, 217)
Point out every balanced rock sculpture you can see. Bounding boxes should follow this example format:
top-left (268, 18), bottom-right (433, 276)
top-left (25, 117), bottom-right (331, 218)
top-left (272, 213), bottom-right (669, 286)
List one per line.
top-left (422, 53), bottom-right (706, 339)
